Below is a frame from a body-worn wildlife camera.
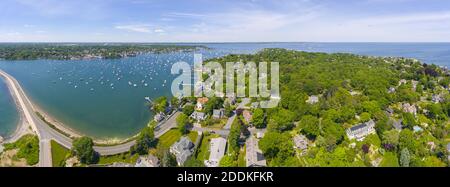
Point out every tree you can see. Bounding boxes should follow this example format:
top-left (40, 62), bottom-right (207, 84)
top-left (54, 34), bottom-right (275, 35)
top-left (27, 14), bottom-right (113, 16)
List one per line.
top-left (399, 129), bottom-right (415, 152)
top-left (176, 113), bottom-right (190, 134)
top-left (382, 130), bottom-right (399, 151)
top-left (224, 102), bottom-right (233, 117)
top-left (184, 156), bottom-right (204, 167)
top-left (182, 104), bottom-right (195, 116)
top-left (72, 137), bottom-right (97, 164)
top-left (153, 96), bottom-right (168, 113)
top-left (268, 108), bottom-right (295, 131)
top-left (219, 155), bottom-right (238, 167)
top-left (259, 132), bottom-right (295, 163)
top-left (162, 150), bottom-right (177, 167)
top-left (228, 119), bottom-right (243, 153)
top-left (400, 148), bottom-right (410, 167)
top-left (131, 126), bottom-right (155, 155)
top-left (298, 115), bottom-right (320, 139)
top-left (252, 108), bottom-right (265, 128)
top-left (402, 113), bottom-right (417, 129)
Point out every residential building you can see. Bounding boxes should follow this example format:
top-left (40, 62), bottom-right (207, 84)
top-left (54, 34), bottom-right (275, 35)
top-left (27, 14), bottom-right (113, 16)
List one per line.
top-left (246, 136), bottom-right (266, 167)
top-left (251, 102), bottom-right (259, 109)
top-left (154, 112), bottom-right (164, 122)
top-left (306, 95), bottom-right (319, 104)
top-left (447, 143), bottom-right (450, 161)
top-left (204, 137), bottom-right (227, 167)
top-left (195, 97), bottom-right (209, 111)
top-left (402, 103), bottom-right (417, 116)
top-left (190, 111), bottom-right (208, 121)
top-left (212, 109), bottom-right (225, 119)
top-left (346, 120), bottom-right (376, 141)
top-left (388, 87), bottom-right (396, 94)
top-left (392, 119), bottom-right (403, 130)
top-left (398, 79), bottom-right (407, 86)
top-left (243, 110), bottom-right (253, 124)
top-left (432, 94), bottom-right (444, 103)
top-left (170, 137), bottom-right (195, 166)
top-left (135, 154), bottom-right (160, 167)
top-left (293, 134), bottom-right (308, 150)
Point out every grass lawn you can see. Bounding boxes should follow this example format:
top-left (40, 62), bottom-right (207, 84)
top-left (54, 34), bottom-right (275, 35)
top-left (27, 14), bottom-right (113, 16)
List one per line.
top-left (98, 152), bottom-right (139, 165)
top-left (237, 145), bottom-right (246, 167)
top-left (187, 131), bottom-right (198, 143)
top-left (196, 133), bottom-right (220, 161)
top-left (156, 129), bottom-right (183, 150)
top-left (50, 140), bottom-right (70, 167)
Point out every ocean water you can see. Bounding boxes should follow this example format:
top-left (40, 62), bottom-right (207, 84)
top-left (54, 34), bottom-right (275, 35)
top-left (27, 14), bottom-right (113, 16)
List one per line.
top-left (0, 78), bottom-right (19, 137)
top-left (0, 43), bottom-right (449, 138)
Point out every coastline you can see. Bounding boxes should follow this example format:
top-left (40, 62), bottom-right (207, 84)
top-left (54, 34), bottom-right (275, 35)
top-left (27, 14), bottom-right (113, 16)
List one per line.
top-left (0, 69), bottom-right (140, 145)
top-left (0, 78), bottom-right (33, 143)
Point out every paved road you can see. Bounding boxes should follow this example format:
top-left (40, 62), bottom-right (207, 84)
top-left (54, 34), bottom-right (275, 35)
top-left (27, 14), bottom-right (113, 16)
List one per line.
top-left (0, 69), bottom-right (182, 165)
top-left (223, 98), bottom-right (250, 130)
top-left (94, 111), bottom-right (181, 155)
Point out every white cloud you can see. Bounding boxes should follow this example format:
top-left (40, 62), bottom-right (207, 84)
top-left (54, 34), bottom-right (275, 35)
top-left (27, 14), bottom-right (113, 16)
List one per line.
top-left (115, 24), bottom-right (152, 33)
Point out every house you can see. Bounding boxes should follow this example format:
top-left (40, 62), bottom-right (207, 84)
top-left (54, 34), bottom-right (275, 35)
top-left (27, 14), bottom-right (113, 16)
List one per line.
top-left (402, 103), bottom-right (417, 116)
top-left (388, 87), bottom-right (396, 94)
top-left (432, 94), bottom-right (443, 103)
top-left (256, 132), bottom-right (264, 139)
top-left (242, 110), bottom-right (253, 124)
top-left (135, 154), bottom-right (160, 167)
top-left (204, 137), bottom-right (227, 167)
top-left (0, 135), bottom-right (3, 144)
top-left (195, 97), bottom-right (209, 111)
top-left (306, 95), bottom-right (319, 104)
top-left (212, 109), bottom-right (225, 119)
top-left (412, 80), bottom-right (419, 91)
top-left (251, 102), bottom-right (259, 109)
top-left (346, 120), bottom-right (376, 141)
top-left (246, 137), bottom-right (266, 167)
top-left (170, 137), bottom-right (195, 166)
top-left (386, 108), bottom-right (394, 116)
top-left (154, 112), bottom-right (165, 122)
top-left (392, 119), bottom-right (403, 130)
top-left (398, 79), bottom-right (407, 86)
top-left (225, 93), bottom-right (236, 105)
top-left (293, 134), bottom-right (309, 155)
top-left (190, 111), bottom-right (208, 121)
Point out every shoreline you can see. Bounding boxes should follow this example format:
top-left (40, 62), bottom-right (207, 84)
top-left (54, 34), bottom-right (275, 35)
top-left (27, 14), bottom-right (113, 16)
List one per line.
top-left (0, 70), bottom-right (141, 145)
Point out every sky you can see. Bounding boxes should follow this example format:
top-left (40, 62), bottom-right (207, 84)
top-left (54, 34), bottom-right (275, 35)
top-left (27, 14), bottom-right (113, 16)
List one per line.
top-left (1, 0), bottom-right (450, 42)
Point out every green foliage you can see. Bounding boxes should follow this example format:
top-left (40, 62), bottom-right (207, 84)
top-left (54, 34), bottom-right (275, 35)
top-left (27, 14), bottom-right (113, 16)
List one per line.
top-left (0, 43), bottom-right (205, 60)
top-left (72, 136), bottom-right (98, 164)
top-left (176, 113), bottom-right (190, 134)
top-left (182, 104), bottom-right (195, 116)
top-left (219, 155), bottom-right (238, 167)
top-left (268, 108), bottom-right (295, 131)
top-left (162, 150), bottom-right (177, 167)
top-left (258, 132), bottom-right (295, 166)
top-left (4, 134), bottom-right (39, 165)
top-left (252, 108), bottom-right (265, 128)
top-left (228, 119), bottom-right (243, 153)
top-left (380, 152), bottom-right (399, 167)
top-left (400, 148), bottom-right (410, 167)
top-left (131, 126), bottom-right (155, 155)
top-left (153, 96), bottom-right (168, 114)
top-left (298, 115), bottom-right (320, 139)
top-left (51, 140), bottom-right (70, 167)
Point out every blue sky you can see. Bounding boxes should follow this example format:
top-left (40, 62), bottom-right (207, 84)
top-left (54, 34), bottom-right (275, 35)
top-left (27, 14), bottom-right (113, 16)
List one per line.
top-left (1, 0), bottom-right (450, 42)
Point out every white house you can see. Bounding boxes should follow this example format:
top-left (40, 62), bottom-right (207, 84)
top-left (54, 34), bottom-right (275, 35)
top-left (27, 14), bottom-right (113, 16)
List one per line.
top-left (190, 111), bottom-right (208, 121)
top-left (204, 137), bottom-right (227, 167)
top-left (346, 120), bottom-right (376, 141)
top-left (135, 154), bottom-right (160, 167)
top-left (306, 95), bottom-right (319, 104)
